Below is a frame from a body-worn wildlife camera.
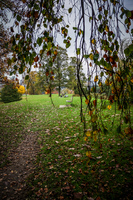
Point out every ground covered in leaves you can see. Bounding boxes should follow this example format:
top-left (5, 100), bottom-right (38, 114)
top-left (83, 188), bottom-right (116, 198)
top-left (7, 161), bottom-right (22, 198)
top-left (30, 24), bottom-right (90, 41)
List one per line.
top-left (0, 95), bottom-right (133, 200)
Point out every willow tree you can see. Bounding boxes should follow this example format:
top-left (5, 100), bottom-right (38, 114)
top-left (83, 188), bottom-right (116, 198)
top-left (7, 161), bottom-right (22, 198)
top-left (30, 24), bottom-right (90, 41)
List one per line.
top-left (6, 0), bottom-right (133, 141)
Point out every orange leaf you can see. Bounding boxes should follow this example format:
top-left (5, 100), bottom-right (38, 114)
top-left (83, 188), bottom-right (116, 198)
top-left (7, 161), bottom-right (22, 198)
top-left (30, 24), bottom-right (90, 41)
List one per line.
top-left (34, 11), bottom-right (38, 19)
top-left (89, 110), bottom-right (93, 116)
top-left (54, 50), bottom-right (58, 55)
top-left (46, 71), bottom-right (49, 76)
top-left (47, 50), bottom-right (51, 56)
top-left (46, 89), bottom-right (50, 94)
top-left (86, 151), bottom-right (92, 158)
top-left (50, 76), bottom-right (54, 80)
top-left (93, 100), bottom-right (97, 107)
top-left (85, 99), bottom-right (89, 105)
top-left (107, 105), bottom-right (111, 110)
top-left (108, 95), bottom-right (114, 100)
top-left (96, 197), bottom-right (101, 200)
top-left (34, 56), bottom-right (39, 62)
top-left (109, 56), bottom-right (113, 63)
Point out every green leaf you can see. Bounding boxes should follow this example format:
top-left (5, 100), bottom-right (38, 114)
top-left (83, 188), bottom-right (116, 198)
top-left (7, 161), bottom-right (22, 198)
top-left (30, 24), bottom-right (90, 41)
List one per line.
top-left (98, 24), bottom-right (103, 33)
top-left (124, 48), bottom-right (130, 56)
top-left (17, 15), bottom-right (21, 22)
top-left (19, 66), bottom-right (23, 74)
top-left (14, 65), bottom-right (18, 70)
top-left (25, 55), bottom-right (29, 63)
top-left (84, 55), bottom-right (89, 59)
top-left (93, 54), bottom-right (99, 61)
top-left (125, 18), bottom-right (129, 24)
top-left (37, 37), bottom-right (42, 46)
top-left (34, 3), bottom-right (39, 10)
top-left (104, 10), bottom-right (108, 16)
top-left (68, 8), bottom-right (72, 13)
top-left (47, 42), bottom-right (52, 50)
top-left (5, 43), bottom-right (8, 49)
top-left (73, 27), bottom-right (78, 30)
top-left (126, 10), bottom-right (132, 18)
top-left (117, 125), bottom-right (121, 133)
top-left (103, 127), bottom-right (108, 134)
top-left (100, 72), bottom-right (104, 77)
top-left (63, 39), bottom-right (67, 44)
top-left (7, 58), bottom-right (12, 66)
top-left (67, 36), bottom-right (71, 40)
top-left (25, 75), bottom-right (29, 80)
top-left (131, 29), bottom-right (133, 36)
top-left (66, 42), bottom-right (71, 48)
top-left (128, 44), bottom-right (133, 51)
top-left (76, 48), bottom-right (80, 55)
top-left (98, 14), bottom-right (102, 20)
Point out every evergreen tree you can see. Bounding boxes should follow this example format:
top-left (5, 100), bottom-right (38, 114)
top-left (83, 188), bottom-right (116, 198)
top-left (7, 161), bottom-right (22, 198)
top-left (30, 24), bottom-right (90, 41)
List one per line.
top-left (1, 83), bottom-right (22, 103)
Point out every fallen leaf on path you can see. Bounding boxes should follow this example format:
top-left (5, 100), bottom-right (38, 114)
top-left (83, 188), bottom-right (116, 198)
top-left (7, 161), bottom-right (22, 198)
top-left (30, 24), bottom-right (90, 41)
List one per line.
top-left (74, 192), bottom-right (82, 199)
top-left (74, 154), bottom-right (81, 157)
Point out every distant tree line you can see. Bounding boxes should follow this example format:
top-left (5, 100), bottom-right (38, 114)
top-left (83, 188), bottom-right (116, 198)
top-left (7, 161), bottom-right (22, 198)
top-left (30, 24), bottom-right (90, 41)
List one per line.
top-left (25, 47), bottom-right (87, 95)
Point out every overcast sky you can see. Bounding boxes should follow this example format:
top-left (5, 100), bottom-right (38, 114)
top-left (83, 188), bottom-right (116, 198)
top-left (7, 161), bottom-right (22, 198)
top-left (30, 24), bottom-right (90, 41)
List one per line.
top-left (4, 0), bottom-right (133, 80)
top-left (58, 0), bottom-right (133, 58)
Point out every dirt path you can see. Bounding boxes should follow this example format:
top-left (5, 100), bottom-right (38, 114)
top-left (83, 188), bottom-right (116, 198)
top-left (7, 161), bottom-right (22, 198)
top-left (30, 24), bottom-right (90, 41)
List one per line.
top-left (0, 132), bottom-right (40, 200)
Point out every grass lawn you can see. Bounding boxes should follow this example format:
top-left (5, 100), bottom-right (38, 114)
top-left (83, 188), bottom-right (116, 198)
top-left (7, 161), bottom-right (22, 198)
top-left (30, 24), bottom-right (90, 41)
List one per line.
top-left (0, 94), bottom-right (133, 200)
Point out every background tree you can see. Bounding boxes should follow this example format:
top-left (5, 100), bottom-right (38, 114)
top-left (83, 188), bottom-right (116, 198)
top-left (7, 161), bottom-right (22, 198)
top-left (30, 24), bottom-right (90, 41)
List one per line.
top-left (40, 46), bottom-right (68, 96)
top-left (53, 47), bottom-right (68, 96)
top-left (25, 71), bottom-right (42, 95)
top-left (1, 82), bottom-right (22, 103)
top-left (67, 57), bottom-right (87, 94)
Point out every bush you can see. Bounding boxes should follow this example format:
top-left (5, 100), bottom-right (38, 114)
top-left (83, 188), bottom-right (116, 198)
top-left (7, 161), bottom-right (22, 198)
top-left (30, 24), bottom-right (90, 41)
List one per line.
top-left (1, 83), bottom-right (22, 103)
top-left (16, 85), bottom-right (26, 94)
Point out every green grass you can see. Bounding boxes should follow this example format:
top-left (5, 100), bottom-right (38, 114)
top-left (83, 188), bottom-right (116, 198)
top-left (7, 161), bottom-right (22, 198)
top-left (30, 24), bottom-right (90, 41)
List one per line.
top-left (0, 94), bottom-right (133, 199)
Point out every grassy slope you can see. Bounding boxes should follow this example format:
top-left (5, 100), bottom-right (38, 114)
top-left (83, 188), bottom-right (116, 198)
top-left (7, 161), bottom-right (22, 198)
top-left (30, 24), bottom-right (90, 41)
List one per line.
top-left (0, 94), bottom-right (133, 200)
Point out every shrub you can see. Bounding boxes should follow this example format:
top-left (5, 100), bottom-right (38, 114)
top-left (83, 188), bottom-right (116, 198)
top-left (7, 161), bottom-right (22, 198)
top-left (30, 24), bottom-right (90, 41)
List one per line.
top-left (16, 85), bottom-right (26, 94)
top-left (1, 83), bottom-right (22, 103)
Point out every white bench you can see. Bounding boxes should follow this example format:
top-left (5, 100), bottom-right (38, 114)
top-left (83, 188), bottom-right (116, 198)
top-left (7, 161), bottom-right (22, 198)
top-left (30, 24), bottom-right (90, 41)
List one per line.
top-left (66, 96), bottom-right (73, 104)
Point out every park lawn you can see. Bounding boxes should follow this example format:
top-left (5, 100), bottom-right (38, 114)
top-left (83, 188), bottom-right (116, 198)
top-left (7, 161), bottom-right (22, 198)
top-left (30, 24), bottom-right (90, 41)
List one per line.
top-left (0, 94), bottom-right (133, 199)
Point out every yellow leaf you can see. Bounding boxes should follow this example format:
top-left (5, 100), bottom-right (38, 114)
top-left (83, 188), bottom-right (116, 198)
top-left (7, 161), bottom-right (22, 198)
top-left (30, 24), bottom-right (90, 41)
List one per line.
top-left (86, 131), bottom-right (91, 137)
top-left (114, 95), bottom-right (118, 101)
top-left (89, 53), bottom-right (93, 60)
top-left (40, 50), bottom-right (43, 54)
top-left (91, 39), bottom-right (95, 44)
top-left (93, 130), bottom-right (98, 135)
top-left (86, 151), bottom-right (91, 158)
top-left (98, 82), bottom-right (102, 87)
top-left (105, 25), bottom-right (109, 32)
top-left (131, 78), bottom-right (133, 83)
top-left (91, 114), bottom-right (98, 122)
top-left (107, 105), bottom-right (111, 110)
top-left (93, 135), bottom-right (97, 142)
top-left (84, 137), bottom-right (88, 141)
top-left (94, 75), bottom-right (98, 82)
top-left (105, 78), bottom-right (109, 86)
